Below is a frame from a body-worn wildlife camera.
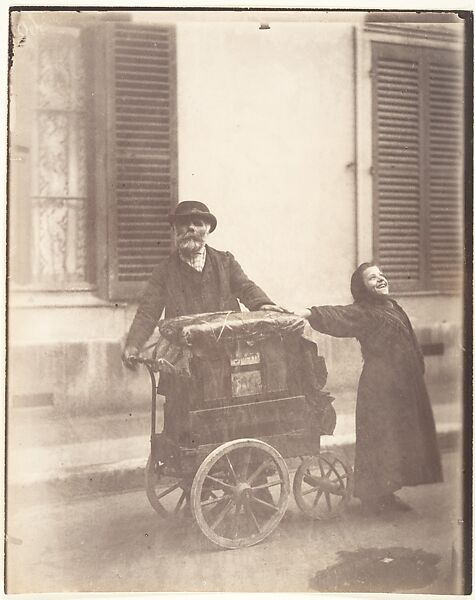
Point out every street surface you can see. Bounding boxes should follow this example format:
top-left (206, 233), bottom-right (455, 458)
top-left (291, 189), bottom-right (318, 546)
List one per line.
top-left (6, 449), bottom-right (466, 594)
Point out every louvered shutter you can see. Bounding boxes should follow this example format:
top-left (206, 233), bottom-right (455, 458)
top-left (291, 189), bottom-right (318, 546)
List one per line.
top-left (372, 43), bottom-right (422, 289)
top-left (372, 42), bottom-right (463, 292)
top-left (427, 52), bottom-right (464, 290)
top-left (95, 23), bottom-right (177, 300)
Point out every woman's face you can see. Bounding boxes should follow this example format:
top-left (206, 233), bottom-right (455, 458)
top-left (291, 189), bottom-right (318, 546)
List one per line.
top-left (362, 265), bottom-right (389, 296)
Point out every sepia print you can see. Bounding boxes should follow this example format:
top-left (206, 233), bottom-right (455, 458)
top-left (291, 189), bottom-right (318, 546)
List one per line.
top-left (6, 6), bottom-right (470, 594)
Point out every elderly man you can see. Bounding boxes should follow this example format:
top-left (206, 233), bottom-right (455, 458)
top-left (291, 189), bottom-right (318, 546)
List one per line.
top-left (122, 200), bottom-right (281, 366)
top-left (122, 202), bottom-right (284, 512)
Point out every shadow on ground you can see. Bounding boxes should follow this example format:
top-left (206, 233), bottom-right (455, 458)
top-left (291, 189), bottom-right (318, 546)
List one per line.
top-left (309, 546), bottom-right (441, 593)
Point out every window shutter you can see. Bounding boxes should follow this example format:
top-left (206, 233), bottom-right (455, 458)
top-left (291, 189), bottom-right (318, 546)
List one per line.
top-left (372, 42), bottom-right (463, 292)
top-left (94, 23), bottom-right (177, 301)
top-left (427, 53), bottom-right (464, 291)
top-left (372, 43), bottom-right (423, 289)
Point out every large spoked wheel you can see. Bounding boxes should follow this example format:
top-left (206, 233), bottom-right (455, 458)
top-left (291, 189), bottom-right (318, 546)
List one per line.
top-left (145, 455), bottom-right (191, 519)
top-left (293, 452), bottom-right (353, 520)
top-left (190, 439), bottom-right (290, 549)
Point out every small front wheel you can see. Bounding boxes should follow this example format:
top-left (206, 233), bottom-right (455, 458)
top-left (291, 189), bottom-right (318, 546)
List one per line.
top-left (190, 439), bottom-right (290, 549)
top-left (145, 455), bottom-right (190, 519)
top-left (293, 452), bottom-right (353, 520)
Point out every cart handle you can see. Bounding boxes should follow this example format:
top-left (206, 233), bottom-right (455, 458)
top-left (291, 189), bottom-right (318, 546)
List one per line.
top-left (130, 356), bottom-right (159, 438)
top-left (130, 355), bottom-right (185, 375)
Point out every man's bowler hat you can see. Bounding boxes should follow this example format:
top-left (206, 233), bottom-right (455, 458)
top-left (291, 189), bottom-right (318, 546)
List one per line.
top-left (168, 201), bottom-right (217, 232)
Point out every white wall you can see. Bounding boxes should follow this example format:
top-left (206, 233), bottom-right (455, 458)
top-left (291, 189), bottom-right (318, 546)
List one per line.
top-left (175, 21), bottom-right (357, 309)
top-left (8, 13), bottom-right (465, 412)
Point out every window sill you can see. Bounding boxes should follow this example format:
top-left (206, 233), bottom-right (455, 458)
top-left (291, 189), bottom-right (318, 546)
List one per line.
top-left (9, 288), bottom-right (128, 309)
top-left (392, 289), bottom-right (463, 298)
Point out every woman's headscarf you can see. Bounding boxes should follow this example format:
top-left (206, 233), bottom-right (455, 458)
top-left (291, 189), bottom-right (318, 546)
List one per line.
top-left (350, 262), bottom-right (378, 303)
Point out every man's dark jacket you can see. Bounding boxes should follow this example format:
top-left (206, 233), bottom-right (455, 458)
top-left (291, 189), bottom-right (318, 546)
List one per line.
top-left (126, 245), bottom-right (274, 350)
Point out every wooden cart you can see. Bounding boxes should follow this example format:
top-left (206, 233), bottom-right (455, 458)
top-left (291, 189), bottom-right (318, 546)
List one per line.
top-left (135, 310), bottom-right (353, 549)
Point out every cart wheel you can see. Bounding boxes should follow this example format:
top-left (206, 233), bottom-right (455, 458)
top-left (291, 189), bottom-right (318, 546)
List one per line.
top-left (145, 455), bottom-right (191, 519)
top-left (190, 439), bottom-right (290, 549)
top-left (293, 452), bottom-right (353, 520)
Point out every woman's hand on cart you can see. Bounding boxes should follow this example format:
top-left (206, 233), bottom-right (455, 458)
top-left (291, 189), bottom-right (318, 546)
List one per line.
top-left (292, 308), bottom-right (312, 319)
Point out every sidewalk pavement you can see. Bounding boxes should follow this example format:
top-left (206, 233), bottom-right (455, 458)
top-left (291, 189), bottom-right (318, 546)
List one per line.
top-left (8, 381), bottom-right (464, 503)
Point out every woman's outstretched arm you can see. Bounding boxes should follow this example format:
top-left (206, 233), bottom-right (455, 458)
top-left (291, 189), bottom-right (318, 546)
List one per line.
top-left (297, 304), bottom-right (369, 339)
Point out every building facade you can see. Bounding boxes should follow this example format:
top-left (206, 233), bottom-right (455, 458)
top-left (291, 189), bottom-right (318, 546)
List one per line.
top-left (8, 10), bottom-right (466, 413)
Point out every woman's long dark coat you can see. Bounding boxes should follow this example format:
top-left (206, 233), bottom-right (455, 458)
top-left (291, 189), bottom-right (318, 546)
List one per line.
top-left (308, 299), bottom-right (443, 500)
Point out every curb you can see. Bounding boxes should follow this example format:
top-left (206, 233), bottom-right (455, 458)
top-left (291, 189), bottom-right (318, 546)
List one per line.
top-left (10, 427), bottom-right (462, 506)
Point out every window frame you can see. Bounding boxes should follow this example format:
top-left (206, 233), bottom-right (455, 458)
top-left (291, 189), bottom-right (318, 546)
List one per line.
top-left (354, 22), bottom-right (465, 295)
top-left (9, 17), bottom-right (98, 293)
top-left (9, 16), bottom-right (178, 302)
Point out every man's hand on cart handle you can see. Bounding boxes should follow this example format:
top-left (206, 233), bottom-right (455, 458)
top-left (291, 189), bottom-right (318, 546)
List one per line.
top-left (122, 345), bottom-right (140, 370)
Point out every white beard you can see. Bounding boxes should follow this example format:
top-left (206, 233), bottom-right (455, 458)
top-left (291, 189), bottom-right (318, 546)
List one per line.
top-left (177, 236), bottom-right (206, 255)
